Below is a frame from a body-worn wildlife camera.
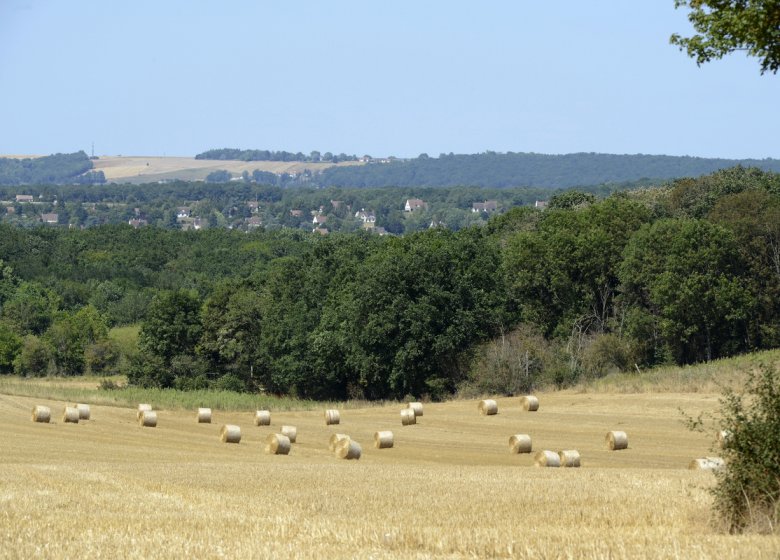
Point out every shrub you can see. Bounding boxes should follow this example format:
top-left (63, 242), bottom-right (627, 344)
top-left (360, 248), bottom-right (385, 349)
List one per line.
top-left (713, 364), bottom-right (780, 533)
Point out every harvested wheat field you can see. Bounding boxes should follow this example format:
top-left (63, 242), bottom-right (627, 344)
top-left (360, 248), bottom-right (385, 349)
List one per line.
top-left (1, 390), bottom-right (778, 559)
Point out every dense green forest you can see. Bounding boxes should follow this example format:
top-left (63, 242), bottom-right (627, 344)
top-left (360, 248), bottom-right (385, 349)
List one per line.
top-left (316, 151), bottom-right (780, 188)
top-left (0, 152), bottom-right (105, 186)
top-left (1, 166), bottom-right (779, 400)
top-left (196, 148), bottom-right (360, 163)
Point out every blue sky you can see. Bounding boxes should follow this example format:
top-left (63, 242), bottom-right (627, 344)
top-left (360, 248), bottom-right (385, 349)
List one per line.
top-left (1, 1), bottom-right (777, 159)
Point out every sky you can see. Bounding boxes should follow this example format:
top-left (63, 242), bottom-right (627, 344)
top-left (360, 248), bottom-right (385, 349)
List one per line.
top-left (0, 1), bottom-right (777, 160)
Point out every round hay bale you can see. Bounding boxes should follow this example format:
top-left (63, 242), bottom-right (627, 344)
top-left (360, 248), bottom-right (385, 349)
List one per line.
top-left (689, 457), bottom-right (726, 470)
top-left (374, 430), bottom-right (394, 449)
top-left (324, 409), bottom-right (340, 425)
top-left (400, 408), bottom-right (417, 426)
top-left (76, 403), bottom-right (90, 420)
top-left (328, 433), bottom-right (350, 452)
top-left (62, 406), bottom-right (80, 424)
top-left (254, 410), bottom-right (271, 426)
top-left (336, 438), bottom-right (361, 460)
top-left (137, 403), bottom-right (152, 420)
top-left (281, 425), bottom-right (297, 443)
top-left (407, 402), bottom-right (424, 417)
top-left (534, 450), bottom-right (561, 467)
top-left (717, 430), bottom-right (732, 449)
top-left (265, 433), bottom-right (291, 455)
top-left (605, 430), bottom-right (628, 450)
top-left (478, 399), bottom-right (498, 415)
top-left (196, 407), bottom-right (212, 423)
top-left (139, 410), bottom-right (157, 427)
top-left (558, 449), bottom-right (581, 467)
top-left (521, 395), bottom-right (539, 411)
top-left (508, 434), bottom-right (532, 454)
top-left (220, 424), bottom-right (241, 444)
top-left (31, 405), bottom-right (51, 423)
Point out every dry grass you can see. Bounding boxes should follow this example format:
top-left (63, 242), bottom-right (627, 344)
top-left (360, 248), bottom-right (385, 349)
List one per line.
top-left (88, 156), bottom-right (363, 183)
top-left (1, 390), bottom-right (779, 558)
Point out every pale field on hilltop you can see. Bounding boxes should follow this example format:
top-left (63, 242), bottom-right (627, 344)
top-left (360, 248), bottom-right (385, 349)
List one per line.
top-left (88, 156), bottom-right (363, 183)
top-left (1, 390), bottom-right (779, 559)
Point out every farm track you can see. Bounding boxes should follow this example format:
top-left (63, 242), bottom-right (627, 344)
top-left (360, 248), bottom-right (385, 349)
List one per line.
top-left (1, 391), bottom-right (778, 558)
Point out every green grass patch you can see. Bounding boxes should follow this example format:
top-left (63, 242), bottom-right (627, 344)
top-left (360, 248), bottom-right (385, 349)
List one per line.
top-left (108, 324), bottom-right (140, 355)
top-left (0, 375), bottom-right (390, 412)
top-left (575, 349), bottom-right (780, 393)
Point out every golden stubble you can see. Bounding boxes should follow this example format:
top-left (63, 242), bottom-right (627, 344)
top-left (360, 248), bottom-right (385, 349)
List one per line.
top-left (1, 391), bottom-right (778, 559)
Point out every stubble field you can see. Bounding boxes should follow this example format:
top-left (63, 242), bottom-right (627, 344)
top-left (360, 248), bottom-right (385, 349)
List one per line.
top-left (1, 390), bottom-right (779, 559)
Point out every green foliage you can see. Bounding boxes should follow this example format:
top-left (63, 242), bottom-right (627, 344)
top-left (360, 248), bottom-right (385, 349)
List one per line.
top-left (0, 152), bottom-right (98, 185)
top-left (138, 290), bottom-right (202, 376)
top-left (620, 218), bottom-right (754, 364)
top-left (13, 335), bottom-right (54, 377)
top-left (712, 364), bottom-right (780, 533)
top-left (196, 148), bottom-right (359, 163)
top-left (205, 169), bottom-right (232, 183)
top-left (671, 0), bottom-right (780, 74)
top-left (0, 322), bottom-right (22, 373)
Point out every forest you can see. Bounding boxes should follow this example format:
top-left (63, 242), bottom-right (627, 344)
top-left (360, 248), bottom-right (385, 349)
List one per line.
top-left (0, 152), bottom-right (105, 186)
top-left (0, 166), bottom-right (778, 400)
top-left (315, 151), bottom-right (780, 189)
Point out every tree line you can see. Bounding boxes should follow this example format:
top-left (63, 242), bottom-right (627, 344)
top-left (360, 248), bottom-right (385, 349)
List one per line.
top-left (0, 152), bottom-right (105, 186)
top-left (195, 148), bottom-right (360, 163)
top-left (0, 167), bottom-right (778, 400)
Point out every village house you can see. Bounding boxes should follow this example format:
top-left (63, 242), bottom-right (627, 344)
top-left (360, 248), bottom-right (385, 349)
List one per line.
top-left (246, 216), bottom-right (262, 228)
top-left (176, 207), bottom-right (191, 220)
top-left (535, 200), bottom-right (548, 209)
top-left (472, 200), bottom-right (498, 213)
top-left (246, 201), bottom-right (260, 213)
top-left (330, 200), bottom-right (343, 210)
top-left (40, 213), bottom-right (58, 224)
top-left (355, 209), bottom-right (376, 224)
top-left (15, 194), bottom-right (34, 203)
top-left (312, 214), bottom-right (328, 225)
top-left (128, 218), bottom-right (148, 228)
top-left (404, 198), bottom-right (428, 212)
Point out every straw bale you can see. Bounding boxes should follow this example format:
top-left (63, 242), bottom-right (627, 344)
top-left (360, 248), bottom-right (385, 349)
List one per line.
top-left (605, 430), bottom-right (628, 450)
top-left (329, 433), bottom-right (350, 452)
top-left (62, 406), bottom-right (80, 424)
top-left (400, 408), bottom-right (416, 426)
top-left (324, 409), bottom-right (340, 425)
top-left (281, 425), bottom-right (297, 443)
top-left (196, 407), bottom-right (212, 423)
top-left (220, 424), bottom-right (241, 443)
top-left (717, 430), bottom-right (732, 449)
top-left (508, 434), bottom-right (532, 454)
top-left (139, 410), bottom-right (157, 427)
top-left (534, 450), bottom-right (561, 467)
top-left (336, 438), bottom-right (362, 460)
top-left (254, 410), bottom-right (271, 426)
top-left (76, 403), bottom-right (90, 420)
top-left (521, 395), bottom-right (539, 411)
top-left (374, 430), bottom-right (394, 449)
top-left (478, 399), bottom-right (498, 415)
top-left (265, 433), bottom-right (291, 455)
top-left (31, 405), bottom-right (51, 423)
top-left (558, 449), bottom-right (581, 467)
top-left (689, 457), bottom-right (726, 470)
top-left (407, 402), bottom-right (424, 417)
top-left (137, 404), bottom-right (152, 420)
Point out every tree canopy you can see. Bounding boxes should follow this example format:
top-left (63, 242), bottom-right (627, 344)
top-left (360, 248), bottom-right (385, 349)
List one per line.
top-left (671, 0), bottom-right (780, 74)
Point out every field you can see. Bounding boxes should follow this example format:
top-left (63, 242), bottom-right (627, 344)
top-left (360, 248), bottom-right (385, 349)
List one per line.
top-left (89, 156), bottom-right (363, 183)
top-left (3, 379), bottom-right (780, 559)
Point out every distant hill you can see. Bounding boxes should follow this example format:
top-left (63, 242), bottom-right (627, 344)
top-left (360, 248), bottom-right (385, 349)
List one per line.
top-left (316, 152), bottom-right (780, 189)
top-left (0, 152), bottom-right (104, 185)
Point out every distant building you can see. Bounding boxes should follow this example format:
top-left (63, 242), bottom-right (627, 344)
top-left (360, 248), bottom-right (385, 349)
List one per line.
top-left (290, 209), bottom-right (304, 218)
top-left (404, 198), bottom-right (428, 212)
top-left (355, 209), bottom-right (376, 224)
top-left (128, 218), bottom-right (148, 228)
top-left (312, 214), bottom-right (328, 225)
top-left (313, 227), bottom-right (329, 235)
top-left (472, 200), bottom-right (498, 213)
top-left (15, 194), bottom-right (33, 203)
top-left (534, 200), bottom-right (548, 210)
top-left (176, 207), bottom-right (191, 219)
top-left (40, 213), bottom-right (58, 224)
top-left (330, 200), bottom-right (344, 210)
top-left (246, 201), bottom-right (260, 213)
